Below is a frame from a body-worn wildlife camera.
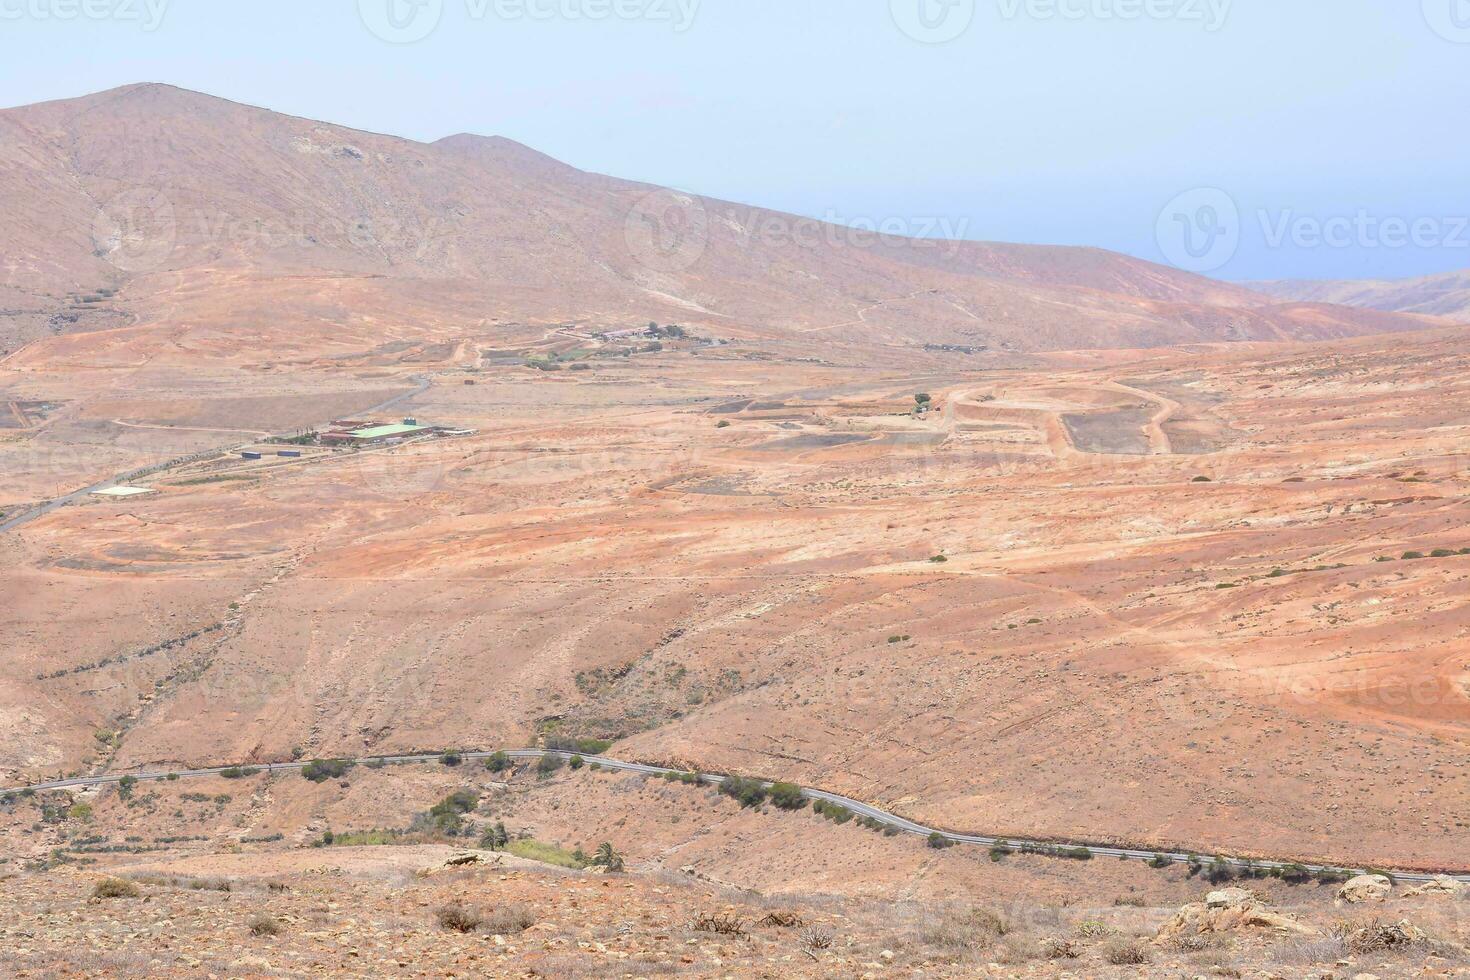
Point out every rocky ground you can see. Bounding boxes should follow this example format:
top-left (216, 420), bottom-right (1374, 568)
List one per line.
top-left (1, 844), bottom-right (1467, 979)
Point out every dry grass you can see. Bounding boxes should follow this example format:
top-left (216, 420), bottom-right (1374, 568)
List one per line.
top-left (918, 906), bottom-right (1009, 950)
top-left (247, 913), bottom-right (282, 937)
top-left (1102, 937), bottom-right (1152, 965)
top-left (482, 904), bottom-right (536, 934)
top-left (435, 902), bottom-right (483, 933)
top-left (1040, 936), bottom-right (1079, 959)
top-left (91, 878), bottom-right (140, 899)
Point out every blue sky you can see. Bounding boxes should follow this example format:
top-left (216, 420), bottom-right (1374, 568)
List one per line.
top-left (2, 0), bottom-right (1466, 282)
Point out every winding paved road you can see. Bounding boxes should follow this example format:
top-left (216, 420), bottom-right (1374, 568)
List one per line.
top-left (7, 749), bottom-right (1465, 885)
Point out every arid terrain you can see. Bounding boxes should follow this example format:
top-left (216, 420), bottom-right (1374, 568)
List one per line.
top-left (1255, 269), bottom-right (1470, 323)
top-left (3, 84), bottom-right (1469, 977)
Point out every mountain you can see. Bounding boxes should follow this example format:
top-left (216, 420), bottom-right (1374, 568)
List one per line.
top-left (0, 83), bottom-right (1443, 356)
top-left (1252, 269), bottom-right (1470, 323)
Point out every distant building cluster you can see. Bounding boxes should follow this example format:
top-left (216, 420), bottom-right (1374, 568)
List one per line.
top-left (318, 418), bottom-right (475, 446)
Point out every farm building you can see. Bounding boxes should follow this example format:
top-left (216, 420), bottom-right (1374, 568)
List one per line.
top-left (320, 422), bottom-right (433, 446)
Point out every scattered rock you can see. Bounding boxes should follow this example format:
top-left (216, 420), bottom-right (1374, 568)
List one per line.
top-left (1158, 888), bottom-right (1317, 941)
top-left (1402, 876), bottom-right (1462, 898)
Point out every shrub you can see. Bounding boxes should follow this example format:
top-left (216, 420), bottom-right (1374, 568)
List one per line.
top-left (440, 752), bottom-right (463, 767)
top-left (1148, 854), bottom-right (1173, 868)
top-left (718, 774), bottom-right (768, 808)
top-left (927, 832), bottom-right (954, 849)
top-left (543, 736), bottom-right (612, 755)
top-left (220, 766), bottom-right (258, 779)
top-left (812, 799), bottom-right (853, 824)
top-left (247, 913), bottom-right (282, 937)
top-left (767, 782), bottom-right (806, 811)
top-left (1103, 938), bottom-right (1151, 965)
top-left (930, 554), bottom-right (948, 563)
top-left (1430, 548), bottom-right (1456, 558)
top-left (92, 877), bottom-right (140, 899)
top-left (1192, 475), bottom-right (1212, 483)
top-left (1041, 936), bottom-right (1079, 959)
top-left (482, 904), bottom-right (536, 934)
top-left (535, 754), bottom-right (563, 777)
top-left (692, 912), bottom-right (746, 937)
top-left (1402, 551), bottom-right (1426, 560)
top-left (436, 903), bottom-right (482, 933)
top-left (569, 754), bottom-right (584, 770)
top-left (301, 759), bottom-right (353, 783)
top-left (920, 907), bottom-right (1007, 948)
top-left (117, 775), bottom-right (138, 800)
top-left (484, 751), bottom-right (511, 773)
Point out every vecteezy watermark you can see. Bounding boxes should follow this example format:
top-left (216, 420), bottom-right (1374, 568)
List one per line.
top-left (1259, 210), bottom-right (1470, 252)
top-left (91, 190), bottom-right (451, 273)
top-left (624, 189), bottom-right (709, 275)
top-left (92, 188), bottom-right (177, 273)
top-left (358, 0), bottom-right (699, 43)
top-left (890, 0), bottom-right (976, 43)
top-left (0, 0), bottom-right (170, 30)
top-left (737, 210), bottom-right (971, 252)
top-left (1422, 0), bottom-right (1470, 43)
top-left (1156, 187), bottom-right (1240, 274)
top-left (997, 0), bottom-right (1231, 31)
top-left (1156, 187), bottom-right (1470, 275)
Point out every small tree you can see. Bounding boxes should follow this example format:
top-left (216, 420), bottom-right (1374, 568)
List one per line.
top-left (536, 754), bottom-right (564, 778)
top-left (117, 775), bottom-right (138, 801)
top-left (569, 754), bottom-right (584, 770)
top-left (593, 841), bottom-right (625, 872)
top-left (480, 820), bottom-right (510, 851)
top-left (485, 751), bottom-right (511, 773)
top-left (927, 832), bottom-right (953, 849)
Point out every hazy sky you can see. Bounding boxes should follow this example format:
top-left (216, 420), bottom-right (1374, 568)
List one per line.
top-left (2, 0), bottom-right (1466, 281)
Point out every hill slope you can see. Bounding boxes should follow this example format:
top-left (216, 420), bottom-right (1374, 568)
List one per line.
top-left (0, 83), bottom-right (1442, 354)
top-left (1253, 269), bottom-right (1470, 323)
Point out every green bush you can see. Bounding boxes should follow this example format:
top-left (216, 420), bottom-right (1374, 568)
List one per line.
top-left (543, 736), bottom-right (612, 755)
top-left (484, 751), bottom-right (511, 773)
top-left (440, 752), bottom-right (463, 767)
top-left (767, 782), bottom-right (806, 811)
top-left (718, 774), bottom-right (768, 808)
top-left (301, 759), bottom-right (353, 783)
top-left (569, 755), bottom-right (584, 770)
top-left (1402, 551), bottom-right (1426, 560)
top-left (535, 754), bottom-right (564, 777)
top-left (927, 832), bottom-right (954, 850)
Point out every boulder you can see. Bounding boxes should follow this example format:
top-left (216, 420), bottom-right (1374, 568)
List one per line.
top-left (1402, 875), bottom-right (1463, 899)
top-left (1158, 888), bottom-right (1317, 942)
top-left (1337, 874), bottom-right (1392, 904)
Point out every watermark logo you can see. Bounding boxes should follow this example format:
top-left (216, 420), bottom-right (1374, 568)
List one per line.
top-left (1259, 210), bottom-right (1470, 252)
top-left (891, 0), bottom-right (975, 43)
top-left (92, 189), bottom-right (177, 273)
top-left (0, 0), bottom-right (171, 31)
top-left (359, 0), bottom-right (700, 42)
top-left (1156, 187), bottom-right (1240, 274)
top-left (1423, 0), bottom-right (1470, 43)
top-left (624, 189), bottom-right (709, 275)
top-left (997, 0), bottom-right (1231, 31)
top-left (358, 0), bottom-right (444, 43)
